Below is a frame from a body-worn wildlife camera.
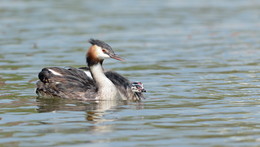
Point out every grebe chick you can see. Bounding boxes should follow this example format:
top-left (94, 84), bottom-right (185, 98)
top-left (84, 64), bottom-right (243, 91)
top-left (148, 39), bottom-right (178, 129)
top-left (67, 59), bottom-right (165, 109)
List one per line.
top-left (131, 82), bottom-right (146, 93)
top-left (36, 39), bottom-right (145, 101)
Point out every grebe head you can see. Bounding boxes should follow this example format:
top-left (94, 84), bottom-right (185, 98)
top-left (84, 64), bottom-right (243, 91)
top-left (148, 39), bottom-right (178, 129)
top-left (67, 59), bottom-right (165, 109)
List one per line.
top-left (131, 82), bottom-right (146, 93)
top-left (87, 39), bottom-right (124, 64)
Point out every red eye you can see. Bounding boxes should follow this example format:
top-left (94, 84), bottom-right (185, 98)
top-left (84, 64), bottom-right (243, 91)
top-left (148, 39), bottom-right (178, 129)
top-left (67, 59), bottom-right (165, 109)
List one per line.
top-left (102, 49), bottom-right (106, 53)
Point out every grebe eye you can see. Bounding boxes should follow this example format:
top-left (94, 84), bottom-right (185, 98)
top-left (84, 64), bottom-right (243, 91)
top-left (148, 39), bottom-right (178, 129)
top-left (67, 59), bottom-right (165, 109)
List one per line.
top-left (102, 49), bottom-right (107, 53)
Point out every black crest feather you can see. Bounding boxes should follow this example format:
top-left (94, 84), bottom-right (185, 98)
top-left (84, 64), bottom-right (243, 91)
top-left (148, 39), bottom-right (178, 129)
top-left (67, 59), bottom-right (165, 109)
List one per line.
top-left (89, 39), bottom-right (113, 52)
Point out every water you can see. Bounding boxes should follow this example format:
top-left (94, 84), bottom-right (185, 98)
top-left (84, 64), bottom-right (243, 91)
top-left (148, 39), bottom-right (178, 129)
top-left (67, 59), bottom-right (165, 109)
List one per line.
top-left (0, 0), bottom-right (259, 146)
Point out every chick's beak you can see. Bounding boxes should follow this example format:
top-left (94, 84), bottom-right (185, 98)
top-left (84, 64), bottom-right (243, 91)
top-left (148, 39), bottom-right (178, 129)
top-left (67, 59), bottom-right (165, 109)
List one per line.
top-left (141, 89), bottom-right (147, 92)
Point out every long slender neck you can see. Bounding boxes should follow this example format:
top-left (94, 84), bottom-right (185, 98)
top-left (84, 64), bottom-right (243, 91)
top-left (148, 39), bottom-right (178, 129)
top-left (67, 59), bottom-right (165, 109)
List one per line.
top-left (89, 62), bottom-right (118, 100)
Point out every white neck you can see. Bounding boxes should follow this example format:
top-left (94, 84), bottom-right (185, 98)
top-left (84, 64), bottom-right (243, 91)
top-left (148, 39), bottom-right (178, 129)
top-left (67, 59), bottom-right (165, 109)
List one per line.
top-left (89, 63), bottom-right (118, 100)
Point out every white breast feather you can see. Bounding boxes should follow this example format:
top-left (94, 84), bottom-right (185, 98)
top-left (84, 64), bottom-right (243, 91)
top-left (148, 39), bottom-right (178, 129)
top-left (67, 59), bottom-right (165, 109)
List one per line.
top-left (83, 70), bottom-right (93, 79)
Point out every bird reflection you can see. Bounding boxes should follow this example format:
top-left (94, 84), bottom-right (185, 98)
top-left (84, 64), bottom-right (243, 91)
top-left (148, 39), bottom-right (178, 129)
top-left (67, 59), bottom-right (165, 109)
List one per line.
top-left (36, 97), bottom-right (143, 121)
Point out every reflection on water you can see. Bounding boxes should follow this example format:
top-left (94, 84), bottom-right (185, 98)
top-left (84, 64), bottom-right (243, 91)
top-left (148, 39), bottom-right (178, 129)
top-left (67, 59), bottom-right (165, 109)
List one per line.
top-left (0, 0), bottom-right (260, 146)
top-left (36, 98), bottom-right (138, 122)
top-left (35, 98), bottom-right (145, 146)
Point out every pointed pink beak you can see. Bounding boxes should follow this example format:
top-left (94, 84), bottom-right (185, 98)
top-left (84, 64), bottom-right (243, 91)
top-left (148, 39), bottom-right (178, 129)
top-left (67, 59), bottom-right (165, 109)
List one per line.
top-left (110, 54), bottom-right (125, 61)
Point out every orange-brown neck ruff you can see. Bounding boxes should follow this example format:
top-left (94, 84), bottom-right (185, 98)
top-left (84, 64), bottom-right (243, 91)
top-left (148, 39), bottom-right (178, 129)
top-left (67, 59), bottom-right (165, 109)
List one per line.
top-left (87, 45), bottom-right (103, 66)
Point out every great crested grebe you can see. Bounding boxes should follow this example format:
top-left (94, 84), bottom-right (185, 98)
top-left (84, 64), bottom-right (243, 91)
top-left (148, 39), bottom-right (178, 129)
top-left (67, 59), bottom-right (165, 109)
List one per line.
top-left (36, 39), bottom-right (145, 101)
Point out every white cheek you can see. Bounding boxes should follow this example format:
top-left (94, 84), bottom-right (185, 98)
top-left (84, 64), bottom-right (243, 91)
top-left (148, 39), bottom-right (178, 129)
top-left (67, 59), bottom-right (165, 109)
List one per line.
top-left (96, 47), bottom-right (110, 59)
top-left (98, 53), bottom-right (110, 59)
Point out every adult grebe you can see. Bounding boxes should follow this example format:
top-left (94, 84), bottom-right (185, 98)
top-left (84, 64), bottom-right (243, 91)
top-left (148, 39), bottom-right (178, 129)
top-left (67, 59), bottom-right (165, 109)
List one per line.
top-left (36, 39), bottom-right (145, 101)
